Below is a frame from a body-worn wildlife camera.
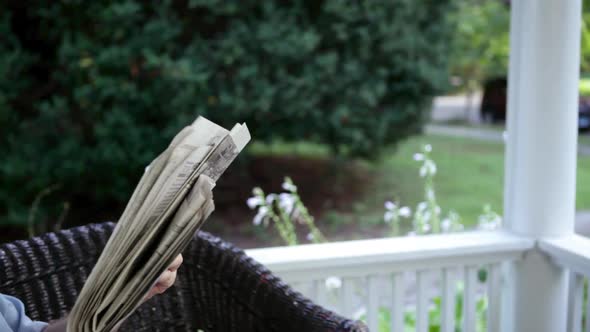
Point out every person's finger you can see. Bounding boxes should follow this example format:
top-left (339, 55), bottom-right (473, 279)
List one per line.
top-left (144, 270), bottom-right (177, 301)
top-left (156, 270), bottom-right (177, 291)
top-left (168, 254), bottom-right (183, 272)
top-left (143, 258), bottom-right (181, 302)
top-left (144, 287), bottom-right (158, 301)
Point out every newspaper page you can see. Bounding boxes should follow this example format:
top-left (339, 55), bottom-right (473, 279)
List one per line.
top-left (67, 117), bottom-right (250, 332)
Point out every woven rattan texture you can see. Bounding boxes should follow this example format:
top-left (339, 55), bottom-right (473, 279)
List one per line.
top-left (0, 222), bottom-right (368, 331)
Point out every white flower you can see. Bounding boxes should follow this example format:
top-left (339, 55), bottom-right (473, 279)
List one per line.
top-left (352, 307), bottom-right (367, 321)
top-left (479, 215), bottom-right (502, 231)
top-left (325, 276), bottom-right (342, 290)
top-left (441, 218), bottom-right (451, 232)
top-left (423, 211), bottom-right (432, 222)
top-left (419, 165), bottom-right (427, 177)
top-left (278, 193), bottom-right (295, 214)
top-left (493, 216), bottom-right (502, 226)
top-left (291, 208), bottom-right (301, 222)
top-left (384, 200), bottom-right (396, 210)
top-left (247, 196), bottom-right (263, 209)
top-left (479, 220), bottom-right (498, 231)
top-left (425, 160), bottom-right (437, 176)
top-left (419, 160), bottom-right (437, 177)
top-left (426, 188), bottom-right (435, 200)
top-left (306, 233), bottom-right (314, 241)
top-left (253, 206), bottom-right (269, 225)
top-left (266, 194), bottom-right (277, 204)
top-left (384, 211), bottom-right (395, 223)
top-left (413, 153), bottom-right (425, 161)
top-left (424, 144), bottom-right (432, 152)
top-left (434, 206), bottom-right (441, 215)
top-left (407, 231), bottom-right (416, 236)
top-left (282, 180), bottom-right (297, 192)
top-left (478, 215), bottom-right (486, 225)
top-left (399, 206), bottom-right (411, 218)
top-left (422, 223), bottom-right (431, 232)
top-left (417, 202), bottom-right (428, 212)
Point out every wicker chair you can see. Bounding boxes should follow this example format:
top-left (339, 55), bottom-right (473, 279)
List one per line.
top-left (0, 222), bottom-right (368, 331)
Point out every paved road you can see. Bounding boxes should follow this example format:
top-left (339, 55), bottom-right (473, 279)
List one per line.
top-left (431, 93), bottom-right (483, 123)
top-left (425, 124), bottom-right (590, 156)
top-left (430, 93), bottom-right (590, 155)
top-left (425, 124), bottom-right (503, 141)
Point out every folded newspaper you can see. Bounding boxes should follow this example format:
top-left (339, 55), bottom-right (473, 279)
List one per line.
top-left (67, 117), bottom-right (250, 332)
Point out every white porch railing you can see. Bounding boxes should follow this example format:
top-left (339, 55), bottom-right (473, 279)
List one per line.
top-left (540, 235), bottom-right (590, 332)
top-left (246, 231), bottom-right (535, 331)
top-left (247, 231), bottom-right (590, 331)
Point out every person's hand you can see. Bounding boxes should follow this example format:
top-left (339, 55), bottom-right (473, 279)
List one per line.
top-left (144, 254), bottom-right (183, 301)
top-left (44, 254), bottom-right (184, 331)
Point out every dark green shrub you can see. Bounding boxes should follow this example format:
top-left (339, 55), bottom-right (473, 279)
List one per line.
top-left (0, 0), bottom-right (454, 228)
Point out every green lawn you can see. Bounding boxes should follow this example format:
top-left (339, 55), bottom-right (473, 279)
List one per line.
top-left (374, 135), bottom-right (505, 227)
top-left (372, 134), bottom-right (590, 227)
top-left (249, 134), bottom-right (590, 235)
top-left (580, 133), bottom-right (590, 147)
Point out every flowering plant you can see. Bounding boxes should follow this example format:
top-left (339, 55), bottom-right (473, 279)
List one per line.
top-left (247, 177), bottom-right (326, 245)
top-left (385, 144), bottom-right (501, 236)
top-left (383, 201), bottom-right (412, 236)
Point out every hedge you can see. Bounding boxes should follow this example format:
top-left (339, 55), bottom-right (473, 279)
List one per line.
top-left (0, 0), bottom-right (454, 227)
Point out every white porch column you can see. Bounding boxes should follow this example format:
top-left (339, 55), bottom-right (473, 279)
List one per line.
top-left (503, 0), bottom-right (581, 331)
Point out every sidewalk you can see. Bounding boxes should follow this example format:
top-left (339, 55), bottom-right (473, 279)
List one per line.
top-left (425, 123), bottom-right (590, 156)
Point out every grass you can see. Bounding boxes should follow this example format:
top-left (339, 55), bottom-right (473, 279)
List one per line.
top-left (373, 135), bottom-right (506, 227)
top-left (376, 134), bottom-right (590, 227)
top-left (248, 139), bottom-right (331, 158)
top-left (250, 134), bottom-right (590, 233)
top-left (580, 133), bottom-right (590, 147)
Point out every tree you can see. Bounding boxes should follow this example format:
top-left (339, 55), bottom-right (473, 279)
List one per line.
top-left (0, 0), bottom-right (455, 228)
top-left (448, 0), bottom-right (510, 116)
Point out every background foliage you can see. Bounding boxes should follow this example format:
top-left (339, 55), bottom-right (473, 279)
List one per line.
top-left (448, 0), bottom-right (510, 93)
top-left (0, 0), bottom-right (454, 227)
top-left (450, 0), bottom-right (590, 92)
top-left (582, 0), bottom-right (590, 73)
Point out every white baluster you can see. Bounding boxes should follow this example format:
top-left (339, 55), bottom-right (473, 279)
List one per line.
top-left (391, 273), bottom-right (405, 332)
top-left (463, 266), bottom-right (477, 332)
top-left (416, 270), bottom-right (430, 332)
top-left (320, 278), bottom-right (333, 311)
top-left (315, 279), bottom-right (330, 308)
top-left (585, 277), bottom-right (590, 332)
top-left (310, 280), bottom-right (320, 303)
top-left (441, 268), bottom-right (456, 332)
top-left (343, 277), bottom-right (356, 318)
top-left (487, 264), bottom-right (501, 332)
top-left (290, 282), bottom-right (302, 294)
top-left (567, 273), bottom-right (583, 332)
top-left (367, 275), bottom-right (380, 331)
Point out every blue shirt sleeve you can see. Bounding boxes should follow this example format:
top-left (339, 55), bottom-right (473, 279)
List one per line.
top-left (0, 294), bottom-right (48, 332)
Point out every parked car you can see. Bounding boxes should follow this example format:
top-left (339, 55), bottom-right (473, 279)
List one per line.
top-left (480, 76), bottom-right (590, 131)
top-left (480, 77), bottom-right (507, 123)
top-left (580, 99), bottom-right (590, 131)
